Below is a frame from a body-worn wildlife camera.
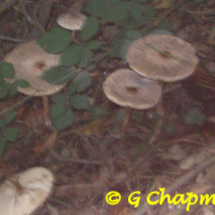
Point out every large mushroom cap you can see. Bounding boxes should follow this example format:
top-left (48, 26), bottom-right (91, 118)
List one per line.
top-left (126, 35), bottom-right (199, 82)
top-left (57, 13), bottom-right (86, 30)
top-left (103, 69), bottom-right (162, 110)
top-left (4, 41), bottom-right (64, 96)
top-left (0, 167), bottom-right (54, 215)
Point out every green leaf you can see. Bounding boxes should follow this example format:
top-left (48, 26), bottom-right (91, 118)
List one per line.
top-left (37, 26), bottom-right (71, 54)
top-left (66, 82), bottom-right (80, 95)
top-left (193, 0), bottom-right (206, 4)
top-left (129, 2), bottom-right (143, 19)
top-left (42, 66), bottom-right (76, 85)
top-left (0, 61), bottom-right (15, 78)
top-left (142, 5), bottom-right (156, 21)
top-left (52, 93), bottom-right (67, 104)
top-left (0, 83), bottom-right (10, 99)
top-left (149, 29), bottom-right (173, 36)
top-left (86, 40), bottom-right (100, 50)
top-left (85, 0), bottom-right (120, 17)
top-left (126, 30), bottom-right (143, 39)
top-left (2, 110), bottom-right (17, 126)
top-left (92, 107), bottom-right (108, 119)
top-left (70, 95), bottom-right (89, 110)
top-left (78, 48), bottom-right (92, 67)
top-left (50, 102), bottom-right (67, 119)
top-left (0, 139), bottom-right (6, 155)
top-left (9, 83), bottom-right (18, 96)
top-left (184, 107), bottom-right (206, 126)
top-left (2, 127), bottom-right (19, 142)
top-left (52, 110), bottom-right (75, 131)
top-left (80, 17), bottom-right (99, 41)
top-left (74, 71), bottom-right (92, 92)
top-left (102, 2), bottom-right (128, 23)
top-left (60, 45), bottom-right (82, 66)
top-left (15, 79), bottom-right (30, 88)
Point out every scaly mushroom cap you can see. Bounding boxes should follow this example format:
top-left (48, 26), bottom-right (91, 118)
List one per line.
top-left (4, 41), bottom-right (64, 96)
top-left (103, 69), bottom-right (162, 109)
top-left (126, 35), bottom-right (199, 82)
top-left (0, 167), bottom-right (54, 215)
top-left (57, 13), bottom-right (86, 30)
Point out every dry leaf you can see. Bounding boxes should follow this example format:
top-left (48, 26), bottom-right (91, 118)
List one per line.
top-left (34, 130), bottom-right (58, 154)
top-left (107, 197), bottom-right (128, 215)
top-left (154, 0), bottom-right (173, 9)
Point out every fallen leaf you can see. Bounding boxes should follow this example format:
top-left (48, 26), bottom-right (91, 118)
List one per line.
top-left (34, 130), bottom-right (58, 155)
top-left (154, 0), bottom-right (173, 9)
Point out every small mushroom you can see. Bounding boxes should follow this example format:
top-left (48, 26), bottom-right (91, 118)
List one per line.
top-left (126, 35), bottom-right (199, 82)
top-left (4, 41), bottom-right (64, 125)
top-left (4, 41), bottom-right (63, 96)
top-left (0, 167), bottom-right (54, 215)
top-left (57, 13), bottom-right (86, 31)
top-left (103, 69), bottom-right (162, 131)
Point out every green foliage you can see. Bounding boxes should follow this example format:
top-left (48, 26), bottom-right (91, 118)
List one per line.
top-left (80, 17), bottom-right (99, 42)
top-left (0, 62), bottom-right (15, 78)
top-left (42, 66), bottom-right (76, 85)
top-left (52, 110), bottom-right (75, 131)
top-left (70, 95), bottom-right (89, 110)
top-left (110, 29), bottom-right (143, 59)
top-left (37, 26), bottom-right (71, 53)
top-left (15, 79), bottom-right (30, 88)
top-left (183, 107), bottom-right (206, 126)
top-left (92, 107), bottom-right (108, 119)
top-left (61, 45), bottom-right (93, 68)
top-left (86, 0), bottom-right (155, 28)
top-left (0, 83), bottom-right (10, 99)
top-left (86, 40), bottom-right (100, 50)
top-left (193, 0), bottom-right (207, 4)
top-left (61, 45), bottom-right (83, 66)
top-left (49, 71), bottom-right (92, 131)
top-left (0, 109), bottom-right (18, 154)
top-left (2, 127), bottom-right (19, 142)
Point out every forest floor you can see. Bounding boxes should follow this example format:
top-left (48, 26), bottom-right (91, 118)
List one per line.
top-left (0, 0), bottom-right (215, 215)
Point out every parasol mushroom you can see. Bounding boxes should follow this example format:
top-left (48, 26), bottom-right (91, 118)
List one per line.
top-left (0, 167), bottom-right (54, 215)
top-left (4, 41), bottom-right (65, 125)
top-left (57, 13), bottom-right (86, 31)
top-left (103, 69), bottom-right (162, 131)
top-left (126, 34), bottom-right (199, 82)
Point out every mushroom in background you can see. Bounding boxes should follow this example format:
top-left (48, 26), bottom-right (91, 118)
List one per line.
top-left (126, 34), bottom-right (199, 82)
top-left (4, 41), bottom-right (65, 125)
top-left (103, 69), bottom-right (162, 131)
top-left (57, 13), bottom-right (86, 31)
top-left (0, 167), bottom-right (54, 215)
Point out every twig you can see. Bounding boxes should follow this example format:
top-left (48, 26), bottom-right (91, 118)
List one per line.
top-left (18, 0), bottom-right (44, 33)
top-left (0, 35), bottom-right (25, 43)
top-left (51, 149), bottom-right (103, 165)
top-left (134, 156), bottom-right (215, 215)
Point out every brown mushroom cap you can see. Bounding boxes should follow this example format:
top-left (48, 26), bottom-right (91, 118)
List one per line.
top-left (4, 41), bottom-right (64, 96)
top-left (103, 69), bottom-right (162, 109)
top-left (57, 13), bottom-right (86, 31)
top-left (0, 167), bottom-right (54, 215)
top-left (126, 35), bottom-right (199, 82)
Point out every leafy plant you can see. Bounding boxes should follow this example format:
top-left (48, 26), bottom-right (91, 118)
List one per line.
top-left (48, 71), bottom-right (92, 131)
top-left (183, 107), bottom-right (206, 126)
top-left (0, 110), bottom-right (19, 154)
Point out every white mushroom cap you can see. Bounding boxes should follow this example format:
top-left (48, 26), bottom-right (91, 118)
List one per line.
top-left (4, 41), bottom-right (64, 96)
top-left (103, 69), bottom-right (162, 110)
top-left (126, 35), bottom-right (199, 82)
top-left (0, 167), bottom-right (54, 215)
top-left (57, 13), bottom-right (86, 31)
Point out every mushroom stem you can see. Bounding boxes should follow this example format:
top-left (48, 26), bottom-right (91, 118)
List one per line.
top-left (42, 96), bottom-right (51, 126)
top-left (121, 108), bottom-right (132, 133)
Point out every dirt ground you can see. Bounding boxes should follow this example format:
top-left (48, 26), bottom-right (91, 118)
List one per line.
top-left (0, 0), bottom-right (215, 215)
